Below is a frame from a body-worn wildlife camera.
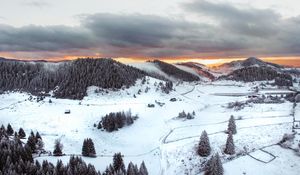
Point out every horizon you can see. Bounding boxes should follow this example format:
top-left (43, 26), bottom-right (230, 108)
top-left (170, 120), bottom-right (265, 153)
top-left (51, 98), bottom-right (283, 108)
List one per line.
top-left (1, 56), bottom-right (300, 68)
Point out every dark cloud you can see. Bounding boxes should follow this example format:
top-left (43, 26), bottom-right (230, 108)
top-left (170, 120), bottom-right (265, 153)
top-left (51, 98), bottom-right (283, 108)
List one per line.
top-left (0, 24), bottom-right (96, 52)
top-left (1, 1), bottom-right (300, 59)
top-left (184, 0), bottom-right (280, 38)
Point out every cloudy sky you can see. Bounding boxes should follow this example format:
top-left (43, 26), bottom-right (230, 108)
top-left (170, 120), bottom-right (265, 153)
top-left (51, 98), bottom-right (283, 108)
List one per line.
top-left (1, 0), bottom-right (300, 65)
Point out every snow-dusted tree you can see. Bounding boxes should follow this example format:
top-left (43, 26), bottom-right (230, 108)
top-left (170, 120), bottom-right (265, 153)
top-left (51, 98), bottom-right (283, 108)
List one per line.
top-left (227, 115), bottom-right (237, 134)
top-left (127, 162), bottom-right (139, 175)
top-left (139, 161), bottom-right (148, 175)
top-left (35, 132), bottom-right (42, 140)
top-left (197, 130), bottom-right (211, 157)
top-left (26, 134), bottom-right (36, 152)
top-left (204, 153), bottom-right (223, 175)
top-left (18, 128), bottom-right (26, 138)
top-left (113, 152), bottom-right (126, 174)
top-left (53, 139), bottom-right (63, 156)
top-left (224, 132), bottom-right (235, 155)
top-left (7, 123), bottom-right (14, 135)
top-left (82, 138), bottom-right (96, 157)
top-left (36, 138), bottom-right (44, 151)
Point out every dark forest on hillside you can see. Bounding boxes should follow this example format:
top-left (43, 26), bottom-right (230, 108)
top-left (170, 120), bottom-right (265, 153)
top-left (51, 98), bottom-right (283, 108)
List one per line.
top-left (0, 58), bottom-right (145, 99)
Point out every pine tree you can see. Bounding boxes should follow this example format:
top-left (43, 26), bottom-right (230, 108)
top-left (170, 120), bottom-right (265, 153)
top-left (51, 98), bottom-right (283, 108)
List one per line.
top-left (113, 153), bottom-right (125, 174)
top-left (197, 130), bottom-right (211, 157)
top-left (36, 132), bottom-right (42, 140)
top-left (7, 123), bottom-right (14, 135)
top-left (88, 138), bottom-right (96, 157)
top-left (82, 138), bottom-right (96, 157)
top-left (139, 161), bottom-right (148, 175)
top-left (224, 132), bottom-right (235, 155)
top-left (53, 139), bottom-right (63, 156)
top-left (204, 153), bottom-right (223, 175)
top-left (227, 115), bottom-right (237, 134)
top-left (26, 135), bottom-right (36, 153)
top-left (36, 138), bottom-right (44, 151)
top-left (18, 128), bottom-right (26, 139)
top-left (127, 162), bottom-right (137, 175)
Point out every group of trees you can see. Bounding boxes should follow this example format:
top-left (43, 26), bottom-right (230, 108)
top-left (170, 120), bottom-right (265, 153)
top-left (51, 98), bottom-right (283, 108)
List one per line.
top-left (103, 153), bottom-right (148, 175)
top-left (177, 110), bottom-right (195, 120)
top-left (0, 58), bottom-right (145, 100)
top-left (26, 131), bottom-right (44, 154)
top-left (82, 138), bottom-right (96, 157)
top-left (223, 66), bottom-right (293, 86)
top-left (197, 116), bottom-right (237, 174)
top-left (1, 124), bottom-right (26, 139)
top-left (159, 81), bottom-right (173, 94)
top-left (97, 110), bottom-right (138, 132)
top-left (0, 125), bottom-right (148, 175)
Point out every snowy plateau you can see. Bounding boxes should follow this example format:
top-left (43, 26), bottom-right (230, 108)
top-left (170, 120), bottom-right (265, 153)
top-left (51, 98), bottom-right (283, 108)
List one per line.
top-left (1, 76), bottom-right (300, 175)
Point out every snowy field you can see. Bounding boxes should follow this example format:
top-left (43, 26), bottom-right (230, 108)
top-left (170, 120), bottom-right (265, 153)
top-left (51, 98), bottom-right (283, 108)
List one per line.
top-left (0, 77), bottom-right (299, 174)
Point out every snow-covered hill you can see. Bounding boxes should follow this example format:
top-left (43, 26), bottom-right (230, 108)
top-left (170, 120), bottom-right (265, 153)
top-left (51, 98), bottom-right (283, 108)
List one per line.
top-left (215, 57), bottom-right (283, 74)
top-left (1, 76), bottom-right (299, 174)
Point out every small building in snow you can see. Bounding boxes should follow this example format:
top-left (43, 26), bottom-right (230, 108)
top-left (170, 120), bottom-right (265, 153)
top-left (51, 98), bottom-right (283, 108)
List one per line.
top-left (64, 109), bottom-right (71, 114)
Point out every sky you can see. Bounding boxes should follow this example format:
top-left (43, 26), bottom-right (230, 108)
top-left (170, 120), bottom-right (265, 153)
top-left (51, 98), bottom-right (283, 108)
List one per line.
top-left (1, 0), bottom-right (300, 66)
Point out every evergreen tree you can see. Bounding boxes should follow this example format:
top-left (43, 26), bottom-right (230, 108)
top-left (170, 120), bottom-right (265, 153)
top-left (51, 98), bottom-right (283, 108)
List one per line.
top-left (127, 162), bottom-right (137, 175)
top-left (197, 130), bottom-right (211, 157)
top-left (204, 153), bottom-right (223, 175)
top-left (26, 135), bottom-right (36, 153)
top-left (82, 138), bottom-right (96, 157)
top-left (139, 161), bottom-right (148, 175)
top-left (113, 153), bottom-right (126, 174)
top-left (18, 128), bottom-right (26, 139)
top-left (224, 132), bottom-right (235, 155)
top-left (36, 138), bottom-right (44, 151)
top-left (227, 115), bottom-right (237, 134)
top-left (36, 132), bottom-right (42, 140)
top-left (53, 139), bottom-right (63, 156)
top-left (7, 123), bottom-right (14, 135)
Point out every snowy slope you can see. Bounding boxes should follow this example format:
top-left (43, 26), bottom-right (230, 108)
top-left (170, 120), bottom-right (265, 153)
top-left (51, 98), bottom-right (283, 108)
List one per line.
top-left (0, 78), bottom-right (299, 174)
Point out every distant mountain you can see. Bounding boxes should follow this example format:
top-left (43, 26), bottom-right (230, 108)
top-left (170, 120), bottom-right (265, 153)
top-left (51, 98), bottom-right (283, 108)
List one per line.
top-left (0, 58), bottom-right (145, 99)
top-left (219, 66), bottom-right (293, 86)
top-left (217, 57), bottom-right (283, 73)
top-left (129, 60), bottom-right (200, 82)
top-left (176, 62), bottom-right (215, 81)
top-left (216, 57), bottom-right (294, 86)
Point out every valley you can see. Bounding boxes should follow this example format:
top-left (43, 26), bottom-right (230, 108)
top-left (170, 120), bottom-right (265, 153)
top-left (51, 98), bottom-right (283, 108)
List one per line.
top-left (1, 74), bottom-right (299, 174)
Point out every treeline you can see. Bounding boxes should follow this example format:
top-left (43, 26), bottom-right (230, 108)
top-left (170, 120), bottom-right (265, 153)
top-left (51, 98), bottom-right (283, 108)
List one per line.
top-left (151, 60), bottom-right (199, 82)
top-left (222, 66), bottom-right (293, 86)
top-left (0, 58), bottom-right (145, 99)
top-left (0, 124), bottom-right (148, 175)
top-left (96, 110), bottom-right (138, 132)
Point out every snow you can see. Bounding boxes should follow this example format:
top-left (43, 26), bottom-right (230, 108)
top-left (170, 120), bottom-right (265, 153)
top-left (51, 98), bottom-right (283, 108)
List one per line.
top-left (223, 145), bottom-right (300, 175)
top-left (0, 77), bottom-right (299, 174)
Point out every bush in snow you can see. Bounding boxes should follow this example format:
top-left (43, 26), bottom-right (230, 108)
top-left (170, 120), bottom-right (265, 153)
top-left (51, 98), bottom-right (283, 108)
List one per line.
top-left (82, 138), bottom-right (96, 157)
top-left (227, 101), bottom-right (246, 111)
top-left (204, 153), bottom-right (223, 175)
top-left (53, 139), bottom-right (63, 156)
top-left (227, 115), bottom-right (237, 134)
top-left (197, 130), bottom-right (211, 157)
top-left (224, 132), bottom-right (235, 155)
top-left (279, 133), bottom-right (295, 149)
